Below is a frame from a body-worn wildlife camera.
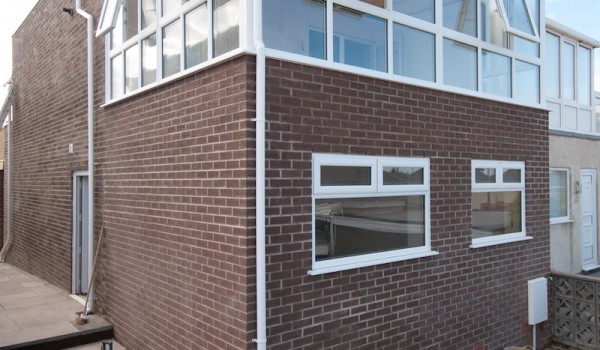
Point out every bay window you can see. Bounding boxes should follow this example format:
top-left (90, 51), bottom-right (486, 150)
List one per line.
top-left (471, 160), bottom-right (529, 248)
top-left (311, 154), bottom-right (435, 275)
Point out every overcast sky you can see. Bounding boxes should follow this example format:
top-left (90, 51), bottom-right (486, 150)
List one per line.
top-left (0, 0), bottom-right (599, 103)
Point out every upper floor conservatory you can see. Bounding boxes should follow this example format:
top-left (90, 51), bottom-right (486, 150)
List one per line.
top-left (99, 0), bottom-right (544, 107)
top-left (545, 19), bottom-right (599, 135)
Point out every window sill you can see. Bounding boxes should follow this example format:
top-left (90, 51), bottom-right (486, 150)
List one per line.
top-left (470, 236), bottom-right (533, 249)
top-left (550, 218), bottom-right (573, 225)
top-left (308, 250), bottom-right (439, 276)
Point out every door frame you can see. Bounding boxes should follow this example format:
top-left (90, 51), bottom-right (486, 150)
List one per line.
top-left (581, 169), bottom-right (598, 270)
top-left (72, 171), bottom-right (89, 295)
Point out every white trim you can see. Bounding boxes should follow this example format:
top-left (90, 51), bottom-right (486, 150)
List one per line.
top-left (97, 0), bottom-right (122, 37)
top-left (549, 168), bottom-right (570, 224)
top-left (495, 0), bottom-right (539, 43)
top-left (470, 235), bottom-right (532, 248)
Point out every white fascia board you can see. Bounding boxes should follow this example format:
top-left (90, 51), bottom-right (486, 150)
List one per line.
top-left (96, 0), bottom-right (121, 37)
top-left (0, 85), bottom-right (14, 122)
top-left (546, 18), bottom-right (600, 48)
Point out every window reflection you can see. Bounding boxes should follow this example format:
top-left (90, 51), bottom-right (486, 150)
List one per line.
top-left (142, 34), bottom-right (157, 86)
top-left (111, 54), bottom-right (124, 99)
top-left (213, 0), bottom-right (239, 57)
top-left (444, 39), bottom-right (477, 91)
top-left (185, 5), bottom-right (208, 69)
top-left (393, 24), bottom-right (435, 82)
top-left (162, 20), bottom-right (181, 78)
top-left (443, 0), bottom-right (477, 37)
top-left (393, 0), bottom-right (435, 23)
top-left (482, 50), bottom-right (511, 98)
top-left (472, 191), bottom-right (522, 238)
top-left (125, 44), bottom-right (139, 93)
top-left (141, 0), bottom-right (156, 28)
top-left (515, 60), bottom-right (539, 104)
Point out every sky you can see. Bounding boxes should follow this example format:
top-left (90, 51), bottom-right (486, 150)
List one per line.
top-left (0, 0), bottom-right (599, 103)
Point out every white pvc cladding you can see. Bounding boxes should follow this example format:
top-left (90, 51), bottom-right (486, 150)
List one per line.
top-left (99, 0), bottom-right (544, 108)
top-left (545, 19), bottom-right (600, 135)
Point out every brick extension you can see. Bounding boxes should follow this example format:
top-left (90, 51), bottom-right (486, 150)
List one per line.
top-left (6, 1), bottom-right (550, 349)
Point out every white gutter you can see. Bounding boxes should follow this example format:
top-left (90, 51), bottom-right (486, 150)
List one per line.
top-left (252, 0), bottom-right (267, 348)
top-left (0, 84), bottom-right (13, 262)
top-left (75, 0), bottom-right (95, 314)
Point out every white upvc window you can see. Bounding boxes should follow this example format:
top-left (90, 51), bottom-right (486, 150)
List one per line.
top-left (496, 0), bottom-right (540, 43)
top-left (550, 168), bottom-right (570, 224)
top-left (310, 154), bottom-right (437, 275)
top-left (103, 0), bottom-right (241, 102)
top-left (471, 160), bottom-right (530, 248)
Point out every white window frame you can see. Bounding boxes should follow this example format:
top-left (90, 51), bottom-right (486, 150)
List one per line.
top-left (310, 154), bottom-right (437, 275)
top-left (550, 168), bottom-right (571, 224)
top-left (471, 160), bottom-right (530, 248)
top-left (495, 0), bottom-right (540, 43)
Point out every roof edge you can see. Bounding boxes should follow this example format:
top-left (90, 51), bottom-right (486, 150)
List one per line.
top-left (546, 18), bottom-right (600, 48)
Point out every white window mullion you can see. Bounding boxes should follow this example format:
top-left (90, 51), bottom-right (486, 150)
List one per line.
top-left (208, 0), bottom-right (214, 60)
top-left (326, 0), bottom-right (333, 63)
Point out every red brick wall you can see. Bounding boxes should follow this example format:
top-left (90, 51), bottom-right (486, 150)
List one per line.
top-left (263, 59), bottom-right (550, 349)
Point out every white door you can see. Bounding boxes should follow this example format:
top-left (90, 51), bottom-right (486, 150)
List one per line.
top-left (581, 170), bottom-right (598, 269)
top-left (72, 174), bottom-right (90, 295)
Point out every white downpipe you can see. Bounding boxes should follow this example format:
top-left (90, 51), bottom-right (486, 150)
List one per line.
top-left (75, 0), bottom-right (95, 314)
top-left (0, 102), bottom-right (13, 263)
top-left (252, 0), bottom-right (267, 348)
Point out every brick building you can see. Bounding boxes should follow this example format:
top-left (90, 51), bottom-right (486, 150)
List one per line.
top-left (2, 0), bottom-right (552, 349)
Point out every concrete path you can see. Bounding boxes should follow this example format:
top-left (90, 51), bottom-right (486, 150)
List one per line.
top-left (0, 263), bottom-right (119, 348)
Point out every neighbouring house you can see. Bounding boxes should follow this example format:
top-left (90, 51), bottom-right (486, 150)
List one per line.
top-left (2, 0), bottom-right (555, 349)
top-left (546, 20), bottom-right (600, 274)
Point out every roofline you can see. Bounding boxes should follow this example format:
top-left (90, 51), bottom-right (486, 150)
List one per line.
top-left (0, 84), bottom-right (14, 121)
top-left (546, 18), bottom-right (600, 48)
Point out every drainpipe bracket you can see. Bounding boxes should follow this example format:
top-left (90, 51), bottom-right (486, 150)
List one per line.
top-left (252, 339), bottom-right (267, 345)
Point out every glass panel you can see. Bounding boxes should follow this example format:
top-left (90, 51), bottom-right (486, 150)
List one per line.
top-left (578, 46), bottom-right (592, 106)
top-left (526, 0), bottom-right (540, 32)
top-left (550, 170), bottom-right (568, 219)
top-left (321, 166), bottom-right (371, 186)
top-left (482, 50), bottom-right (511, 98)
top-left (125, 0), bottom-right (138, 39)
top-left (545, 33), bottom-right (560, 99)
top-left (125, 44), bottom-right (139, 93)
top-left (185, 4), bottom-right (208, 69)
top-left (443, 39), bottom-right (477, 90)
top-left (481, 0), bottom-right (505, 48)
top-left (163, 0), bottom-right (180, 16)
top-left (503, 169), bottom-right (521, 183)
top-left (513, 36), bottom-right (539, 57)
top-left (142, 34), bottom-right (157, 86)
top-left (213, 0), bottom-right (240, 56)
top-left (315, 196), bottom-right (425, 261)
top-left (596, 96), bottom-right (600, 132)
top-left (514, 60), bottom-right (539, 104)
top-left (563, 42), bottom-right (575, 100)
top-left (472, 191), bottom-right (522, 237)
top-left (443, 0), bottom-right (476, 37)
top-left (263, 0), bottom-right (326, 59)
top-left (502, 0), bottom-right (534, 35)
top-left (383, 167), bottom-right (424, 185)
top-left (111, 5), bottom-right (124, 49)
top-left (475, 168), bottom-right (496, 183)
top-left (393, 0), bottom-right (434, 23)
top-left (393, 24), bottom-right (434, 82)
top-left (141, 0), bottom-right (157, 29)
top-left (333, 5), bottom-right (387, 72)
top-left (162, 20), bottom-right (181, 78)
top-left (360, 0), bottom-right (385, 8)
top-left (111, 54), bottom-right (124, 99)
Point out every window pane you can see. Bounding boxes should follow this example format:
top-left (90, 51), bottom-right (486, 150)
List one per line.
top-left (503, 169), bottom-right (521, 183)
top-left (514, 60), bottom-right (539, 104)
top-left (263, 0), bottom-right (326, 59)
top-left (563, 42), bottom-right (575, 100)
top-left (315, 196), bottom-right (425, 261)
top-left (333, 5), bottom-right (387, 72)
top-left (513, 36), bottom-right (539, 57)
top-left (111, 5), bottom-right (124, 49)
top-left (141, 0), bottom-right (157, 28)
top-left (527, 0), bottom-right (540, 31)
top-left (185, 4), bottom-right (208, 69)
top-left (125, 0), bottom-right (138, 39)
top-left (545, 33), bottom-right (560, 99)
top-left (163, 0), bottom-right (180, 16)
top-left (383, 167), bottom-right (424, 185)
top-left (482, 50), bottom-right (511, 98)
top-left (393, 0), bottom-right (434, 23)
top-left (502, 0), bottom-right (534, 35)
top-left (142, 34), bottom-right (157, 86)
top-left (321, 166), bottom-right (371, 186)
top-left (443, 0), bottom-right (476, 37)
top-left (550, 171), bottom-right (568, 218)
top-left (213, 0), bottom-right (240, 57)
top-left (111, 54), bottom-right (124, 99)
top-left (475, 168), bottom-right (496, 183)
top-left (481, 0), bottom-right (505, 47)
top-left (472, 191), bottom-right (522, 237)
top-left (360, 0), bottom-right (385, 8)
top-left (393, 24), bottom-right (434, 82)
top-left (578, 46), bottom-right (592, 105)
top-left (125, 44), bottom-right (139, 93)
top-left (443, 39), bottom-right (477, 90)
top-left (162, 20), bottom-right (181, 78)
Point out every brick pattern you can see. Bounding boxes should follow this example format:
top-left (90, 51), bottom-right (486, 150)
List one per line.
top-left (263, 59), bottom-right (551, 349)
